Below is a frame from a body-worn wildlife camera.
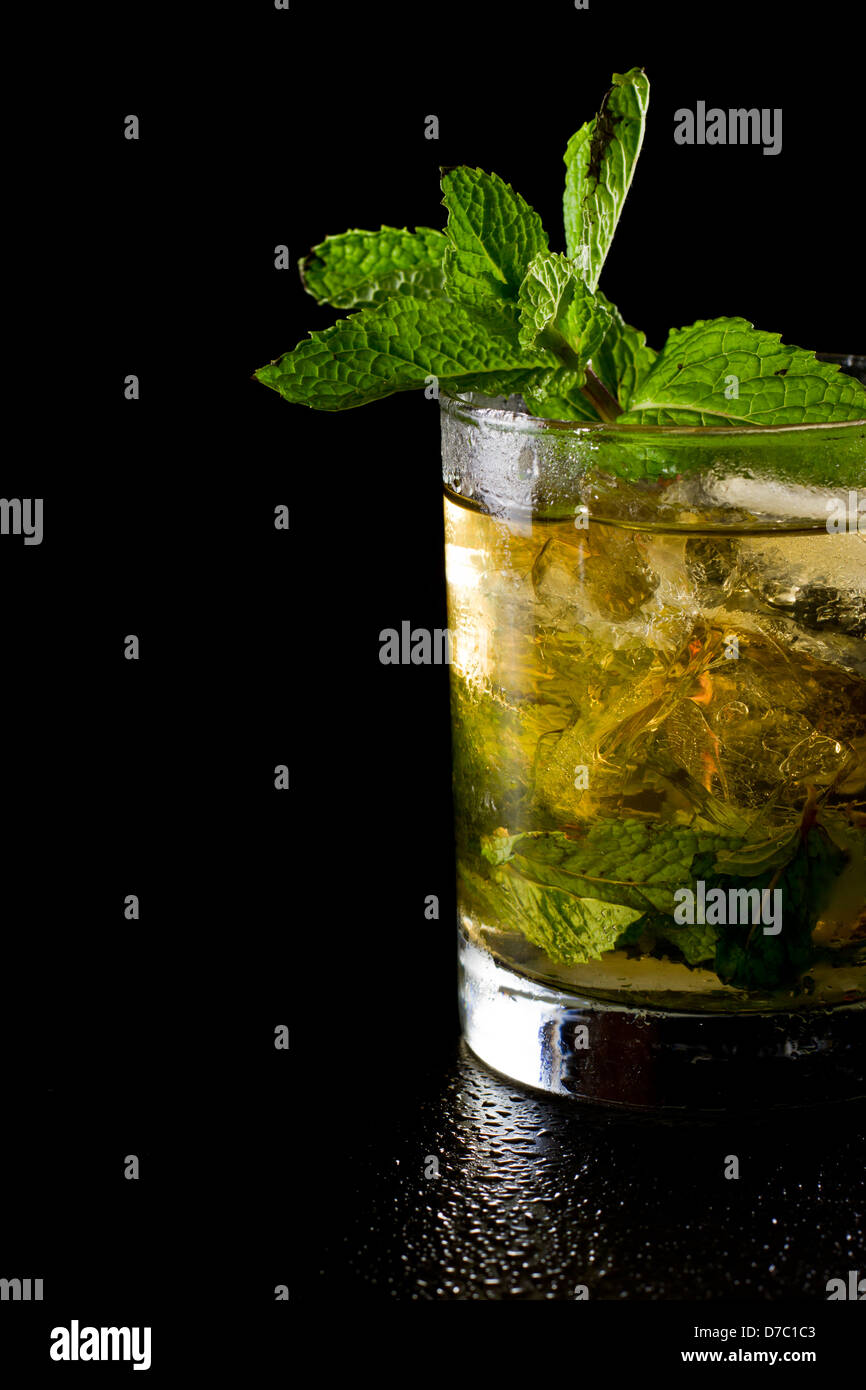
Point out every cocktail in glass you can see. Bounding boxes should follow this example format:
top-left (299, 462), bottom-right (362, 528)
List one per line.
top-left (443, 387), bottom-right (866, 1108)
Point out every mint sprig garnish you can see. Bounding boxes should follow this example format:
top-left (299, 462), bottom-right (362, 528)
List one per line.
top-left (256, 295), bottom-right (547, 410)
top-left (591, 290), bottom-right (657, 409)
top-left (517, 252), bottom-right (611, 361)
top-left (440, 166), bottom-right (548, 312)
top-left (516, 252), bottom-right (619, 420)
top-left (562, 67), bottom-right (650, 291)
top-left (257, 67), bottom-right (866, 434)
top-left (618, 318), bottom-right (866, 425)
top-left (300, 226), bottom-right (448, 308)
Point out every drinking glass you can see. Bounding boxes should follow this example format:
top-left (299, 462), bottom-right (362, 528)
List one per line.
top-left (442, 383), bottom-right (866, 1109)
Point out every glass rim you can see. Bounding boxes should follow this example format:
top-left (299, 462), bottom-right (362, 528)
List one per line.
top-left (440, 389), bottom-right (866, 438)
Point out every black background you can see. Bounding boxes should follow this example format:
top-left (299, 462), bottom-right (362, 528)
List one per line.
top-left (2, 0), bottom-right (864, 1367)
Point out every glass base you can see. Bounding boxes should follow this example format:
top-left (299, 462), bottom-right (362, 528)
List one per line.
top-left (458, 927), bottom-right (866, 1112)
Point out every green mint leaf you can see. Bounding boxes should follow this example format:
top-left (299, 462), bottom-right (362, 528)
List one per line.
top-left (482, 820), bottom-right (745, 917)
top-left (514, 252), bottom-right (615, 420)
top-left (591, 291), bottom-right (657, 407)
top-left (619, 317), bottom-right (866, 425)
top-left (617, 812), bottom-right (856, 974)
top-left (703, 823), bottom-right (847, 990)
top-left (461, 861), bottom-right (640, 967)
top-left (517, 251), bottom-right (611, 361)
top-left (441, 166), bottom-right (548, 310)
top-left (255, 296), bottom-right (547, 410)
top-left (450, 678), bottom-right (574, 853)
top-left (474, 817), bottom-right (747, 967)
top-left (672, 925), bottom-right (719, 965)
top-left (709, 823), bottom-right (802, 878)
top-left (658, 919), bottom-right (719, 966)
top-left (563, 67), bottom-right (650, 291)
top-left (617, 912), bottom-right (718, 966)
top-left (439, 368), bottom-right (547, 400)
top-left (522, 371), bottom-right (604, 421)
top-left (299, 226), bottom-right (448, 308)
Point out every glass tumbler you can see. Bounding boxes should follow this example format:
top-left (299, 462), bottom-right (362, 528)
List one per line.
top-left (442, 388), bottom-right (866, 1110)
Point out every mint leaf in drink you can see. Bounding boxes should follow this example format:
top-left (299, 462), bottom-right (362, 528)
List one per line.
top-left (475, 814), bottom-right (856, 981)
top-left (461, 860), bottom-right (640, 967)
top-left (476, 819), bottom-right (748, 965)
top-left (300, 226), bottom-right (448, 308)
top-left (709, 822), bottom-right (802, 878)
top-left (617, 912), bottom-right (718, 966)
top-left (592, 291), bottom-right (657, 408)
top-left (703, 823), bottom-right (848, 990)
top-left (620, 318), bottom-right (866, 425)
top-left (482, 822), bottom-right (747, 916)
top-left (563, 67), bottom-right (650, 291)
top-left (256, 296), bottom-right (547, 410)
top-left (440, 166), bottom-right (548, 311)
top-left (658, 919), bottom-right (719, 966)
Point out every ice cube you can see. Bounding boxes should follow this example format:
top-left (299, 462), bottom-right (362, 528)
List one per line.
top-left (532, 526), bottom-right (659, 627)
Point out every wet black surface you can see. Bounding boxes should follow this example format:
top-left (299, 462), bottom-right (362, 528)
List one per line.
top-left (315, 1041), bottom-right (866, 1303)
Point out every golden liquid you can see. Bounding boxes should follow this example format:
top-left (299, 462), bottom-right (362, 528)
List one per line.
top-left (444, 489), bottom-right (866, 1011)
